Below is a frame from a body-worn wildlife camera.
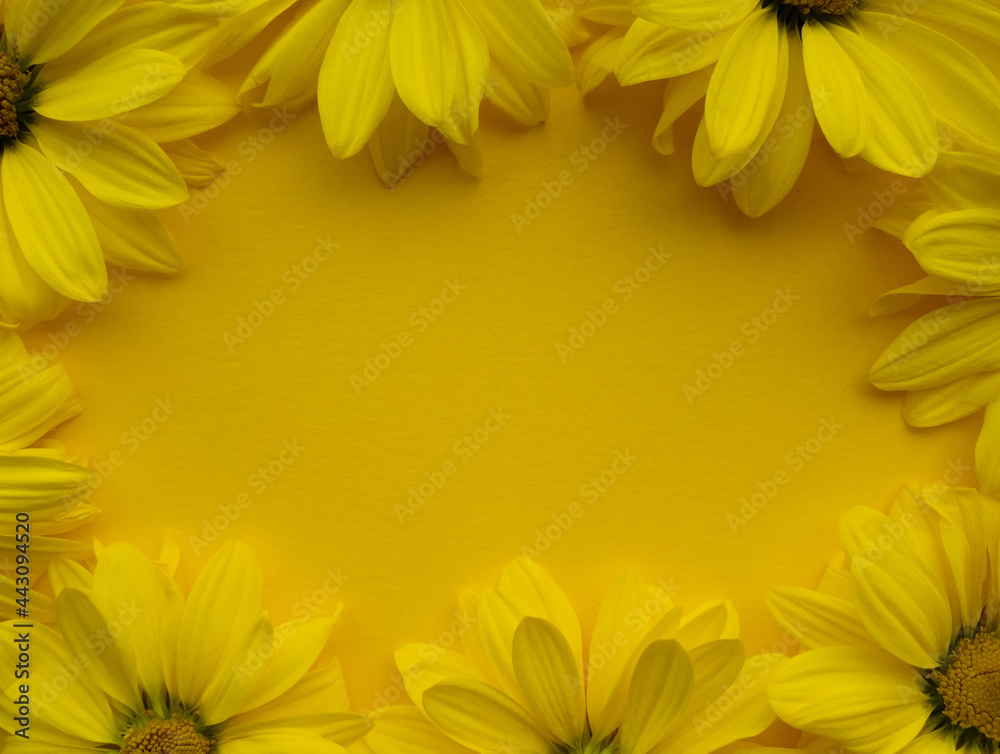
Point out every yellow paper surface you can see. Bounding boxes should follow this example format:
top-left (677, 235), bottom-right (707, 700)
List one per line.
top-left (23, 54), bottom-right (977, 737)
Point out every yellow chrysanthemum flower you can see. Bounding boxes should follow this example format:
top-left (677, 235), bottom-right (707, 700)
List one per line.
top-left (582, 0), bottom-right (1000, 216)
top-left (1, 331), bottom-right (93, 622)
top-left (0, 539), bottom-right (370, 752)
top-left (868, 151), bottom-right (1000, 496)
top-left (217, 0), bottom-right (575, 186)
top-left (767, 483), bottom-right (1000, 754)
top-left (0, 0), bottom-right (240, 323)
top-left (366, 558), bottom-right (786, 754)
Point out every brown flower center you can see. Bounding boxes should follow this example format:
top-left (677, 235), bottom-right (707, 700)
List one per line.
top-left (121, 715), bottom-right (212, 754)
top-left (932, 633), bottom-right (1000, 744)
top-left (781, 0), bottom-right (858, 14)
top-left (0, 51), bottom-right (25, 139)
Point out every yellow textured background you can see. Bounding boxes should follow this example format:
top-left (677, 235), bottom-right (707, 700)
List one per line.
top-left (24, 41), bottom-right (980, 739)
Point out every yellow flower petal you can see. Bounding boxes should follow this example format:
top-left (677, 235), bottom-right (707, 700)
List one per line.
top-left (396, 644), bottom-right (483, 712)
top-left (632, 0), bottom-right (757, 30)
top-left (461, 0), bottom-right (573, 88)
top-left (55, 587), bottom-right (142, 709)
top-left (203, 0), bottom-right (299, 66)
top-left (317, 0), bottom-right (395, 158)
top-left (40, 2), bottom-right (217, 74)
top-left (801, 20), bottom-right (869, 158)
top-left (673, 600), bottom-right (739, 648)
top-left (903, 370), bottom-right (1000, 426)
top-left (620, 640), bottom-right (694, 754)
top-left (656, 654), bottom-right (787, 754)
top-left (124, 69), bottom-right (241, 143)
top-left (165, 0), bottom-right (271, 17)
top-left (438, 0), bottom-right (490, 144)
top-left (869, 273), bottom-right (963, 318)
top-left (857, 12), bottom-right (1000, 154)
top-left (91, 543), bottom-right (181, 714)
top-left (0, 622), bottom-right (116, 742)
top-left (616, 20), bottom-right (733, 86)
top-left (366, 705), bottom-right (471, 754)
top-left (486, 57), bottom-right (550, 126)
top-left (74, 185), bottom-right (181, 274)
top-left (237, 616), bottom-right (336, 713)
top-left (870, 297), bottom-right (1000, 390)
top-left (580, 0), bottom-right (632, 27)
top-left (0, 452), bottom-right (89, 511)
top-left (732, 29), bottom-right (814, 218)
top-left (176, 540), bottom-right (264, 706)
top-left (5, 0), bottom-right (123, 64)
top-left (220, 711), bottom-right (368, 743)
top-left (704, 9), bottom-right (784, 159)
top-left (577, 28), bottom-right (625, 97)
top-left (216, 730), bottom-right (348, 754)
top-left (422, 678), bottom-right (551, 754)
top-left (390, 0), bottom-right (457, 133)
top-left (227, 660), bottom-right (351, 724)
top-left (0, 349), bottom-right (78, 451)
top-left (369, 96), bottom-right (431, 187)
top-left (850, 552), bottom-right (952, 668)
top-left (48, 556), bottom-right (94, 594)
top-left (511, 617), bottom-right (585, 746)
top-left (33, 49), bottom-right (185, 121)
top-left (680, 639), bottom-right (744, 720)
top-left (499, 558), bottom-right (582, 662)
top-left (253, 0), bottom-right (349, 109)
top-left (0, 215), bottom-right (69, 324)
top-left (31, 118), bottom-right (188, 210)
top-left (1, 143), bottom-right (106, 302)
top-left (160, 140), bottom-right (225, 188)
top-left (978, 401), bottom-right (1000, 500)
top-left (767, 587), bottom-right (879, 650)
top-left (586, 570), bottom-right (652, 735)
top-left (904, 209), bottom-right (1000, 290)
top-left (653, 67), bottom-right (712, 156)
top-left (200, 611), bottom-right (274, 724)
top-left (587, 573), bottom-right (681, 740)
top-left (768, 647), bottom-right (927, 754)
top-left (477, 589), bottom-right (533, 704)
top-left (826, 24), bottom-right (937, 177)
top-left (924, 151), bottom-right (1000, 211)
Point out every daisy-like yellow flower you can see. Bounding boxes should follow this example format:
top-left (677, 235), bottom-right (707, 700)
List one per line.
top-left (767, 483), bottom-right (1000, 754)
top-left (0, 0), bottom-right (240, 323)
top-left (868, 151), bottom-right (1000, 495)
top-left (366, 558), bottom-right (786, 754)
top-left (586, 0), bottom-right (1000, 217)
top-left (0, 539), bottom-right (370, 752)
top-left (1, 330), bottom-right (93, 622)
top-left (220, 0), bottom-right (574, 186)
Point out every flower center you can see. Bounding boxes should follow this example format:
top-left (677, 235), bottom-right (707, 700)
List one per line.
top-left (933, 633), bottom-right (1000, 744)
top-left (121, 715), bottom-right (212, 754)
top-left (0, 51), bottom-right (26, 139)
top-left (781, 0), bottom-right (858, 13)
